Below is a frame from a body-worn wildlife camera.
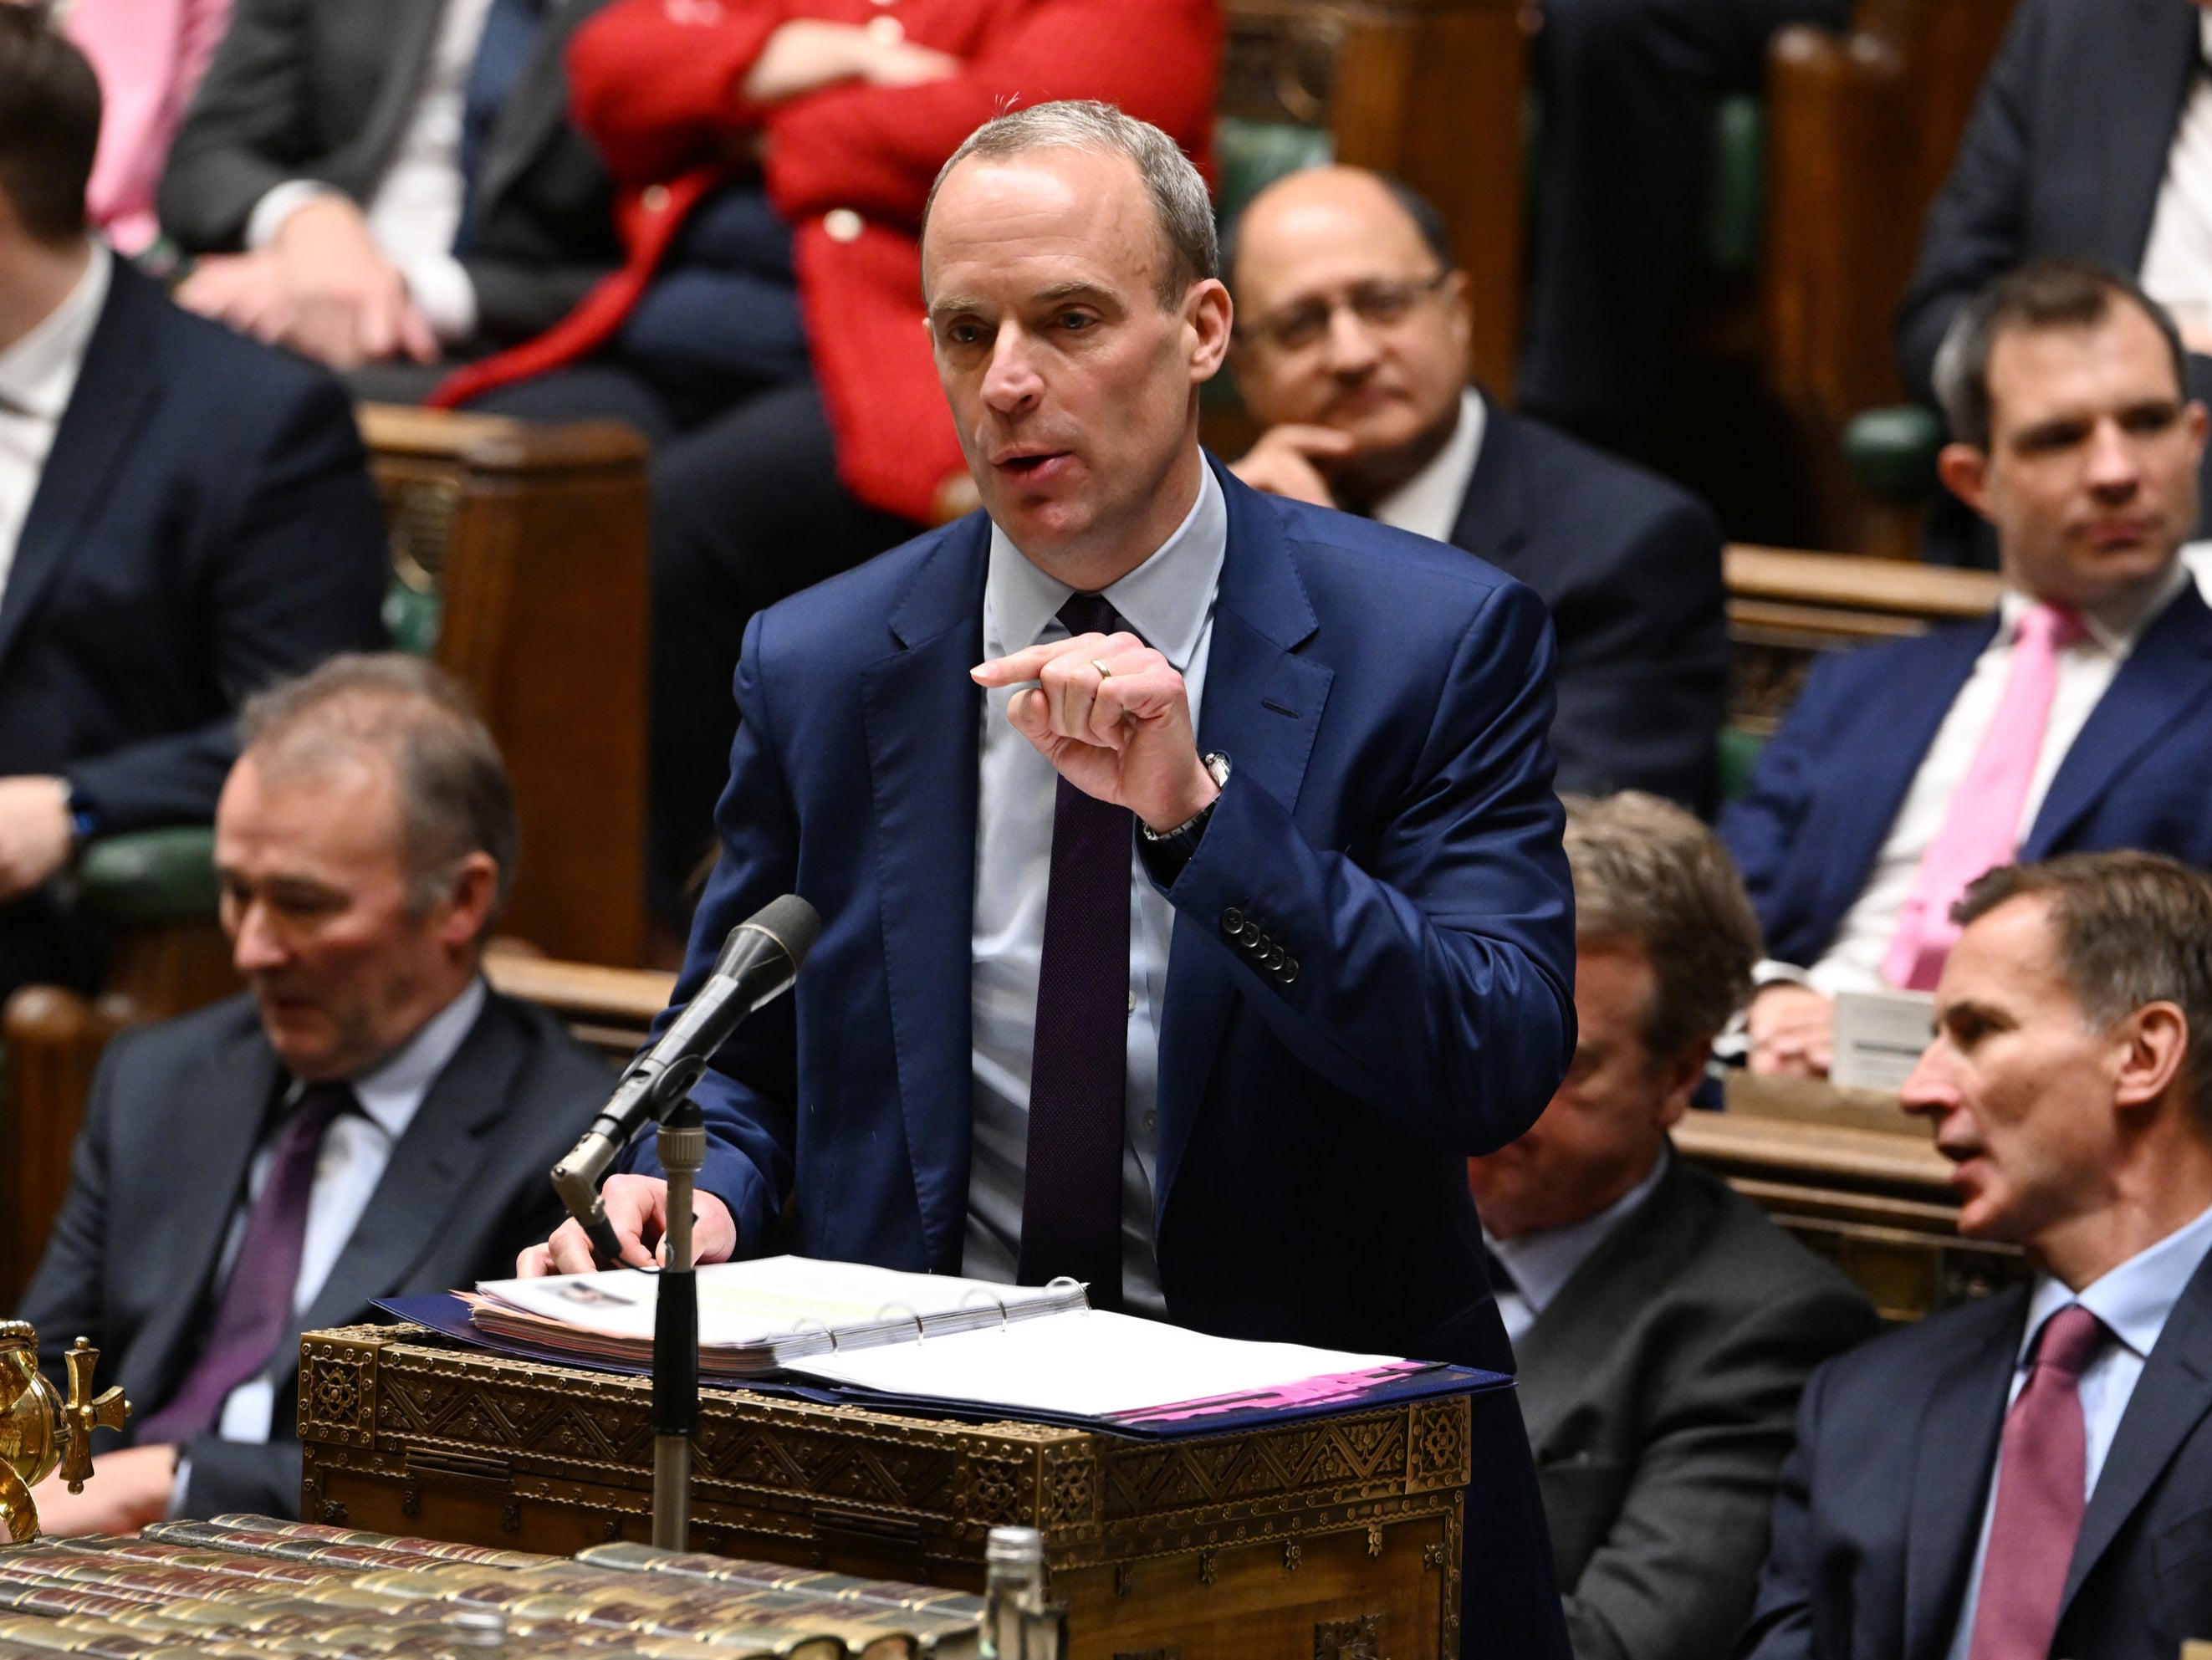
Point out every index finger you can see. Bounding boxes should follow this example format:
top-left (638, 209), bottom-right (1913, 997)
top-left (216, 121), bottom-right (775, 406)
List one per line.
top-left (973, 636), bottom-right (1106, 687)
top-left (1269, 423), bottom-right (1359, 457)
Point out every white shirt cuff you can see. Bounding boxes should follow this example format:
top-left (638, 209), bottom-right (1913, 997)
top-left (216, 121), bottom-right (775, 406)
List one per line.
top-left (400, 251), bottom-right (478, 345)
top-left (245, 180), bottom-right (342, 251)
top-left (1752, 958), bottom-right (1815, 991)
top-left (166, 1453), bottom-right (192, 1519)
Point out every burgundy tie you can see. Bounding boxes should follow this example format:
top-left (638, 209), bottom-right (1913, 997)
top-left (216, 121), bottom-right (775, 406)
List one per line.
top-left (138, 1082), bottom-right (355, 1444)
top-left (1965, 1302), bottom-right (2108, 1660)
top-left (1014, 593), bottom-right (1132, 1312)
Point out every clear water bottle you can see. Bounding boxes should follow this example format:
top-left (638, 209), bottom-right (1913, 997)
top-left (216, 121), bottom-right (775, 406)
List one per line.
top-left (983, 1525), bottom-right (1061, 1660)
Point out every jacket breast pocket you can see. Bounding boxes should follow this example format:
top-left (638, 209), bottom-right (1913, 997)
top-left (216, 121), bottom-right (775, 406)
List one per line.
top-left (1536, 1453), bottom-right (1635, 1586)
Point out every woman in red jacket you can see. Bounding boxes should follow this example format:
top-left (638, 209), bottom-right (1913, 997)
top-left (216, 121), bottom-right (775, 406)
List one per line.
top-left (442, 0), bottom-right (1221, 927)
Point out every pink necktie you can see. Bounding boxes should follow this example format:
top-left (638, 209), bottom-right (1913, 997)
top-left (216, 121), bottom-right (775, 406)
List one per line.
top-left (1882, 603), bottom-right (2087, 991)
top-left (1965, 1303), bottom-right (2107, 1660)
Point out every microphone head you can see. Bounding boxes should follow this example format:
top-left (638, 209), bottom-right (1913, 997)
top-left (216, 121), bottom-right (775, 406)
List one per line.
top-left (754, 893), bottom-right (822, 968)
top-left (713, 893), bottom-right (823, 976)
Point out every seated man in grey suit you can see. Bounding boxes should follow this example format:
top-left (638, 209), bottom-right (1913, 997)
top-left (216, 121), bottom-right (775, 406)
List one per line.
top-left (1468, 792), bottom-right (1877, 1660)
top-left (1742, 850), bottom-right (2212, 1658)
top-left (13, 653), bottom-right (610, 1531)
top-left (158, 0), bottom-right (619, 393)
top-left (1223, 169), bottom-right (1729, 814)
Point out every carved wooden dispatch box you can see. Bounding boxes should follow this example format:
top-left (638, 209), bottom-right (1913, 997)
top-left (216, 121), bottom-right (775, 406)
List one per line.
top-left (298, 1325), bottom-right (1472, 1660)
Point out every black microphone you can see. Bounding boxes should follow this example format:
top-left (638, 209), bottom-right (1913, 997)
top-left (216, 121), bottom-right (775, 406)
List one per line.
top-left (550, 893), bottom-right (822, 1264)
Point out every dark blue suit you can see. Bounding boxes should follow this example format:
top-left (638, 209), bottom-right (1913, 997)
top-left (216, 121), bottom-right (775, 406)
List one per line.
top-left (0, 260), bottom-right (388, 999)
top-left (1718, 585), bottom-right (2212, 969)
top-left (637, 457), bottom-right (1578, 1656)
top-left (1738, 1248), bottom-right (2212, 1659)
top-left (1453, 406), bottom-right (1727, 815)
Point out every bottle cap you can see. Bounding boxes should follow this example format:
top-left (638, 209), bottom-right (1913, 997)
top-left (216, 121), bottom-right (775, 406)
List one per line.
top-left (986, 1525), bottom-right (1045, 1565)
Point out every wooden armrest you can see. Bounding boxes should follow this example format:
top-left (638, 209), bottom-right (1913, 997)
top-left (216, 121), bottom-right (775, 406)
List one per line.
top-left (356, 404), bottom-right (648, 472)
top-left (1674, 1108), bottom-right (1955, 1198)
top-left (1725, 544), bottom-right (2002, 618)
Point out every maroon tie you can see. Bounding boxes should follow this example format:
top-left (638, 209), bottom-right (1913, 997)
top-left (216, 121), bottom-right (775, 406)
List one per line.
top-left (1014, 593), bottom-right (1132, 1312)
top-left (137, 1082), bottom-right (355, 1444)
top-left (1965, 1302), bottom-right (2108, 1660)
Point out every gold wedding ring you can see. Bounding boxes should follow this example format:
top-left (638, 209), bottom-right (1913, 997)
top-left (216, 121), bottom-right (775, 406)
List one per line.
top-left (1091, 659), bottom-right (1114, 680)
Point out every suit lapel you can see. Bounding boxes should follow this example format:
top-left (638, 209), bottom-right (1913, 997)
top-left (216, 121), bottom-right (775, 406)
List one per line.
top-left (860, 524), bottom-right (988, 1272)
top-left (1153, 462), bottom-right (1331, 1210)
top-left (2027, 585), bottom-right (2212, 855)
top-left (1902, 1289), bottom-right (2021, 1660)
top-left (1448, 404), bottom-right (1529, 575)
top-left (333, 0), bottom-right (445, 191)
top-left (280, 997), bottom-right (527, 1384)
top-left (2104, 0), bottom-right (2199, 267)
top-left (128, 1014), bottom-right (284, 1418)
top-left (1807, 617), bottom-right (1995, 941)
top-left (2059, 1245), bottom-right (2212, 1616)
top-left (0, 263), bottom-right (163, 679)
top-left (472, 0), bottom-right (605, 227)
top-left (1510, 1157), bottom-right (1693, 1450)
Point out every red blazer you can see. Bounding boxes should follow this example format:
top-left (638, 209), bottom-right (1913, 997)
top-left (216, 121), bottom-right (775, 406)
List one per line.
top-left (434, 0), bottom-right (1223, 524)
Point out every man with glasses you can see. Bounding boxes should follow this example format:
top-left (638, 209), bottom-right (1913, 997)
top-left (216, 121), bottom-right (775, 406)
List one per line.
top-left (1225, 167), bottom-right (1729, 813)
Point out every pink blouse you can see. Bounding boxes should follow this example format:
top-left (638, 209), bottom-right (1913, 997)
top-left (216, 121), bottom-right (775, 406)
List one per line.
top-left (65, 0), bottom-right (233, 253)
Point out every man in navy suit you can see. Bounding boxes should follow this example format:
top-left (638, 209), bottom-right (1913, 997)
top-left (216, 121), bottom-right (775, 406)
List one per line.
top-left (1224, 168), bottom-right (1728, 815)
top-left (528, 100), bottom-right (1578, 1659)
top-left (1739, 850), bottom-right (2212, 1659)
top-left (0, 10), bottom-right (388, 1007)
top-left (1721, 261), bottom-right (2212, 1078)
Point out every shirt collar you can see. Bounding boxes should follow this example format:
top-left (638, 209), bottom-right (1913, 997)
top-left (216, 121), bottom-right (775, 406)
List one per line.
top-left (1371, 389), bottom-right (1486, 544)
top-left (1484, 1143), bottom-right (1672, 1319)
top-left (0, 241), bottom-right (109, 421)
top-left (1997, 555), bottom-right (2190, 658)
top-left (983, 461), bottom-right (1228, 669)
top-left (2020, 1198), bottom-right (2212, 1367)
top-left (345, 976), bottom-right (489, 1141)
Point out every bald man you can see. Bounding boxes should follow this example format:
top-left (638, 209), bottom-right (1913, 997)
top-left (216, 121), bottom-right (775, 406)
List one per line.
top-left (1226, 169), bottom-right (1729, 814)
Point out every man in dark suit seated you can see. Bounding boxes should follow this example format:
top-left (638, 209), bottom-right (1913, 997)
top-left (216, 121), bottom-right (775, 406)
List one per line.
top-left (1739, 850), bottom-right (2212, 1659)
top-left (1223, 168), bottom-right (1728, 814)
top-left (528, 100), bottom-right (1581, 1660)
top-left (1722, 260), bottom-right (2212, 1079)
top-left (0, 8), bottom-right (386, 1009)
top-left (156, 0), bottom-right (620, 395)
top-left (1469, 791), bottom-right (1877, 1660)
top-left (13, 654), bottom-right (610, 1531)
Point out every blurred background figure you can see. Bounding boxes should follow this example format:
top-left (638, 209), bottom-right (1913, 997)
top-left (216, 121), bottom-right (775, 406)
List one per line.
top-left (156, 0), bottom-right (622, 394)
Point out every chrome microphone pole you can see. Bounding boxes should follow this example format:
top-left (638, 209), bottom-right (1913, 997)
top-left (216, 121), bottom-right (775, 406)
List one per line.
top-left (651, 1096), bottom-right (705, 1552)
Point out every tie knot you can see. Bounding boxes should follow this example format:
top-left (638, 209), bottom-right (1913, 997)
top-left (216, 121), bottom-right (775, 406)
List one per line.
top-left (1058, 592), bottom-right (1120, 639)
top-left (2031, 1302), bottom-right (2107, 1378)
top-left (284, 1080), bottom-right (357, 1147)
top-left (2016, 602), bottom-right (2088, 654)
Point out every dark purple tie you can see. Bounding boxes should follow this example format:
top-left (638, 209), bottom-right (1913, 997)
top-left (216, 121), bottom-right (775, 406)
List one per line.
top-left (138, 1082), bottom-right (355, 1444)
top-left (1015, 592), bottom-right (1132, 1312)
top-left (1966, 1302), bottom-right (2108, 1660)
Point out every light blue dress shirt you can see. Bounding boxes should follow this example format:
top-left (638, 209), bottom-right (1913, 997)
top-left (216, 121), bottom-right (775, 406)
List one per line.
top-left (1943, 1199), bottom-right (2212, 1660)
top-left (963, 465), bottom-right (1228, 1318)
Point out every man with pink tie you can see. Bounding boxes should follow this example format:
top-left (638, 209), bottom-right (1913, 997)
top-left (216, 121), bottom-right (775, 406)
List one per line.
top-left (1720, 259), bottom-right (2212, 1078)
top-left (1737, 849), bottom-right (2212, 1659)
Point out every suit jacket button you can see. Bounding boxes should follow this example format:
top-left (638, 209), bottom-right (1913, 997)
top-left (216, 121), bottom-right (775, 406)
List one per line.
top-left (1223, 907), bottom-right (1244, 934)
top-left (1280, 957), bottom-right (1299, 983)
top-left (1263, 945), bottom-right (1285, 970)
top-left (825, 208), bottom-right (865, 242)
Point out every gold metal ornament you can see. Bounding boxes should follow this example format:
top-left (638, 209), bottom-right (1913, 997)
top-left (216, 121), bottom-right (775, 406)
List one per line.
top-left (0, 1322), bottom-right (130, 1543)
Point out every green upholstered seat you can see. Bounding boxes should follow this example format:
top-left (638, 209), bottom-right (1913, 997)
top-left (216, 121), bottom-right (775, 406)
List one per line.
top-left (77, 825), bottom-right (220, 926)
top-left (1704, 94), bottom-right (1765, 282)
top-left (1718, 725), bottom-right (1769, 804)
top-left (1843, 404), bottom-right (1946, 504)
top-left (383, 574), bottom-right (442, 657)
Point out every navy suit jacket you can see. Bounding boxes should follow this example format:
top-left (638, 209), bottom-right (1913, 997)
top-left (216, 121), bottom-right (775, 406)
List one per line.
top-left (1718, 583), bottom-right (2212, 970)
top-left (1894, 0), bottom-right (2197, 405)
top-left (0, 260), bottom-right (386, 991)
top-left (1452, 407), bottom-right (1728, 816)
top-left (1737, 1248), bottom-right (2212, 1660)
top-left (632, 457), bottom-right (1577, 1376)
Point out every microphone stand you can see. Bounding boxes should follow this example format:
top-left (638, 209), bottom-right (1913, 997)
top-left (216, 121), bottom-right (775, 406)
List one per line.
top-left (651, 1097), bottom-right (705, 1551)
top-left (650, 1097), bottom-right (703, 1558)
